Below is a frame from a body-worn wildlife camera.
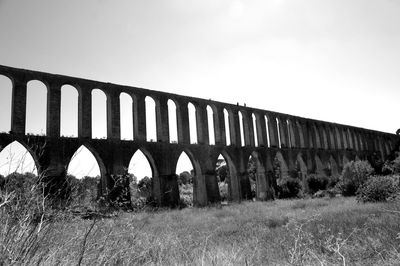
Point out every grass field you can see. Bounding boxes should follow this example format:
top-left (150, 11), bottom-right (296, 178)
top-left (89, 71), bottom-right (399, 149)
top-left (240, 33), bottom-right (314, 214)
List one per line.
top-left (3, 196), bottom-right (400, 265)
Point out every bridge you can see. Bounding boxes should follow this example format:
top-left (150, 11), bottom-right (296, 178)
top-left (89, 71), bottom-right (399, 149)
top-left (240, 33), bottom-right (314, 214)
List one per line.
top-left (0, 64), bottom-right (398, 206)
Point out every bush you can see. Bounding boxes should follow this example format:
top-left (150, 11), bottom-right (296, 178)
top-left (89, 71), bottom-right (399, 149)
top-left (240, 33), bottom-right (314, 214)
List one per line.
top-left (277, 176), bottom-right (302, 199)
top-left (218, 181), bottom-right (229, 201)
top-left (337, 160), bottom-right (374, 196)
top-left (305, 174), bottom-right (328, 195)
top-left (179, 183), bottom-right (193, 207)
top-left (357, 175), bottom-right (400, 203)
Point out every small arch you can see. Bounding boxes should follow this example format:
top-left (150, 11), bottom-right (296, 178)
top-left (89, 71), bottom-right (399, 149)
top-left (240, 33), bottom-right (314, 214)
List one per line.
top-left (321, 127), bottom-right (328, 149)
top-left (207, 105), bottom-right (215, 145)
top-left (26, 80), bottom-right (47, 135)
top-left (335, 127), bottom-right (342, 149)
top-left (120, 92), bottom-right (133, 140)
top-left (168, 99), bottom-right (178, 143)
top-left (276, 118), bottom-right (282, 148)
top-left (238, 111), bottom-right (245, 146)
top-left (145, 96), bottom-right (157, 142)
top-left (0, 140), bottom-right (39, 176)
top-left (264, 115), bottom-right (271, 147)
top-left (0, 75), bottom-right (12, 133)
top-left (223, 108), bottom-right (231, 146)
top-left (252, 114), bottom-right (258, 147)
top-left (342, 129), bottom-right (348, 149)
top-left (92, 89), bottom-right (107, 139)
top-left (61, 85), bottom-right (79, 137)
top-left (188, 102), bottom-right (197, 144)
top-left (67, 145), bottom-right (103, 179)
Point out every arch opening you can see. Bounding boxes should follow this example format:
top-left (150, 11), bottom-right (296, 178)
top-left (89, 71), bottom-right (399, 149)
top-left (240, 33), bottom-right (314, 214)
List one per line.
top-left (207, 105), bottom-right (215, 145)
top-left (252, 114), bottom-right (258, 147)
top-left (238, 111), bottom-right (245, 146)
top-left (0, 141), bottom-right (38, 177)
top-left (264, 115), bottom-right (270, 147)
top-left (0, 75), bottom-right (12, 133)
top-left (128, 149), bottom-right (154, 205)
top-left (176, 151), bottom-right (195, 207)
top-left (26, 80), bottom-right (47, 135)
top-left (223, 108), bottom-right (231, 146)
top-left (67, 145), bottom-right (102, 179)
top-left (120, 93), bottom-right (133, 140)
top-left (168, 100), bottom-right (178, 143)
top-left (91, 89), bottom-right (107, 139)
top-left (61, 85), bottom-right (78, 137)
top-left (188, 102), bottom-right (197, 144)
top-left (276, 118), bottom-right (282, 148)
top-left (145, 96), bottom-right (157, 142)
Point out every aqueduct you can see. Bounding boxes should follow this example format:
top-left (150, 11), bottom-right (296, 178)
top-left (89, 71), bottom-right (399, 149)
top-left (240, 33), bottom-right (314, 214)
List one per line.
top-left (0, 64), bottom-right (398, 206)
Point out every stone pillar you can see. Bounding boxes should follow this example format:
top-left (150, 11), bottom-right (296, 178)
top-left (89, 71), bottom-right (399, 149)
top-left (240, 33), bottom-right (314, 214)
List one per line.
top-left (195, 103), bottom-right (209, 145)
top-left (267, 114), bottom-right (279, 148)
top-left (176, 100), bottom-right (190, 144)
top-left (242, 111), bottom-right (254, 146)
top-left (213, 106), bottom-right (226, 145)
top-left (255, 112), bottom-right (266, 147)
top-left (107, 91), bottom-right (121, 140)
top-left (78, 88), bottom-right (92, 138)
top-left (278, 116), bottom-right (289, 148)
top-left (229, 109), bottom-right (241, 146)
top-left (11, 76), bottom-right (27, 134)
top-left (156, 96), bottom-right (169, 142)
top-left (317, 124), bottom-right (328, 149)
top-left (133, 94), bottom-right (146, 141)
top-left (46, 80), bottom-right (61, 137)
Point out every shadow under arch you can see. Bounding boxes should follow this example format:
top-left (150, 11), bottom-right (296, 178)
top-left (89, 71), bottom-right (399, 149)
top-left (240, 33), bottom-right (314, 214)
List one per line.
top-left (0, 140), bottom-right (41, 176)
top-left (174, 148), bottom-right (205, 206)
top-left (216, 150), bottom-right (240, 202)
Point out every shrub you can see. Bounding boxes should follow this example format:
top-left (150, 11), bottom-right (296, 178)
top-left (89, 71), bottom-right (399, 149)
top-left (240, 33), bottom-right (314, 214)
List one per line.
top-left (305, 174), bottom-right (328, 195)
top-left (277, 176), bottom-right (302, 199)
top-left (337, 160), bottom-right (374, 196)
top-left (179, 183), bottom-right (193, 207)
top-left (218, 181), bottom-right (229, 201)
top-left (357, 175), bottom-right (400, 203)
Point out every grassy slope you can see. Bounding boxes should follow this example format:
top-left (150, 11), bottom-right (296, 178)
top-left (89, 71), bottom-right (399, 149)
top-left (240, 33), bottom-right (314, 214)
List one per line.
top-left (22, 197), bottom-right (400, 265)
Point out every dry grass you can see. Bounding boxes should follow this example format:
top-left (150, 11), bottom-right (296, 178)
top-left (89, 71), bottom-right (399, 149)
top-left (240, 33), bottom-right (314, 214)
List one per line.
top-left (1, 197), bottom-right (400, 265)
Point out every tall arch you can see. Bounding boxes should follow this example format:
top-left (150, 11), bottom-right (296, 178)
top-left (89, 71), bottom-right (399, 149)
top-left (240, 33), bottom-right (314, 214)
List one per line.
top-left (120, 92), bottom-right (133, 140)
top-left (252, 114), bottom-right (258, 147)
top-left (168, 99), bottom-right (178, 143)
top-left (276, 118), bottom-right (282, 148)
top-left (264, 115), bottom-right (271, 147)
top-left (92, 89), bottom-right (107, 139)
top-left (0, 140), bottom-right (39, 176)
top-left (145, 96), bottom-right (157, 142)
top-left (246, 151), bottom-right (270, 200)
top-left (0, 75), bottom-right (12, 133)
top-left (313, 124), bottom-right (321, 149)
top-left (207, 105), bottom-right (215, 145)
top-left (128, 149), bottom-right (155, 181)
top-left (223, 108), bottom-right (231, 146)
top-left (238, 111), bottom-right (245, 146)
top-left (188, 102), bottom-right (197, 144)
top-left (335, 127), bottom-right (342, 149)
top-left (215, 152), bottom-right (239, 202)
top-left (67, 145), bottom-right (103, 179)
top-left (61, 85), bottom-right (79, 137)
top-left (26, 80), bottom-right (47, 135)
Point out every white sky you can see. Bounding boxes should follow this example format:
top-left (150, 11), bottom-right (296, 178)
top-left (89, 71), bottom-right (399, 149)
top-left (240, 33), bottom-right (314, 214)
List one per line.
top-left (0, 0), bottom-right (399, 177)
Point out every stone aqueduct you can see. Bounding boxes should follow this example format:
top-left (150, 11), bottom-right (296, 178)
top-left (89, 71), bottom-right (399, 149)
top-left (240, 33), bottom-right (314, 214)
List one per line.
top-left (0, 65), bottom-right (398, 206)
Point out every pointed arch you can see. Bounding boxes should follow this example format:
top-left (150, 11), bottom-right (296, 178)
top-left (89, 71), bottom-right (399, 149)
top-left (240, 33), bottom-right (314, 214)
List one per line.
top-left (223, 108), bottom-right (231, 146)
top-left (67, 145), bottom-right (104, 179)
top-left (26, 80), bottom-right (47, 135)
top-left (92, 89), bottom-right (107, 139)
top-left (247, 151), bottom-right (270, 200)
top-left (168, 99), bottom-right (178, 143)
top-left (0, 140), bottom-right (39, 176)
top-left (128, 148), bottom-right (156, 181)
top-left (207, 105), bottom-right (215, 145)
top-left (215, 151), bottom-right (239, 202)
top-left (0, 75), bottom-right (12, 133)
top-left (120, 92), bottom-right (133, 140)
top-left (273, 151), bottom-right (289, 179)
top-left (61, 84), bottom-right (79, 137)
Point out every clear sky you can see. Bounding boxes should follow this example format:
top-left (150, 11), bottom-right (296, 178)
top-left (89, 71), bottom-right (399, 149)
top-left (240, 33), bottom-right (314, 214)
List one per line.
top-left (0, 0), bottom-right (399, 177)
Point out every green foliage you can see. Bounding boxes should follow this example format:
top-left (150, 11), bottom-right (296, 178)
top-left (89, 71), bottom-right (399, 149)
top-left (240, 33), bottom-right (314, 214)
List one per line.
top-left (356, 175), bottom-right (400, 203)
top-left (178, 171), bottom-right (192, 185)
top-left (382, 155), bottom-right (400, 175)
top-left (216, 159), bottom-right (228, 182)
top-left (277, 176), bottom-right (302, 198)
top-left (305, 174), bottom-right (329, 195)
top-left (337, 160), bottom-right (374, 196)
top-left (247, 156), bottom-right (257, 183)
top-left (66, 175), bottom-right (99, 211)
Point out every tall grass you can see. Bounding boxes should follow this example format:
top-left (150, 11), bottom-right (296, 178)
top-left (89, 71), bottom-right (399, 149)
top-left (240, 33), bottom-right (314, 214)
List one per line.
top-left (2, 195), bottom-right (399, 265)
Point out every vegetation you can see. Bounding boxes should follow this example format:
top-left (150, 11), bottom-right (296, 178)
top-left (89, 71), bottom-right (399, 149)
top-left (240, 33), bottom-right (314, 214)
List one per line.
top-left (357, 175), bottom-right (400, 203)
top-left (336, 160), bottom-right (374, 196)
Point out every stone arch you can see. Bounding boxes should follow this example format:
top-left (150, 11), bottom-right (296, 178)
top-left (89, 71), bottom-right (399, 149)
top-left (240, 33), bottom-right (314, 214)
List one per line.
top-left (264, 115), bottom-right (271, 147)
top-left (0, 140), bottom-right (40, 176)
top-left (145, 96), bottom-right (157, 142)
top-left (326, 155), bottom-right (339, 177)
top-left (167, 99), bottom-right (178, 143)
top-left (314, 154), bottom-right (325, 175)
top-left (273, 151), bottom-right (289, 179)
top-left (295, 153), bottom-right (308, 180)
top-left (238, 111), bottom-right (245, 146)
top-left (0, 75), bottom-right (12, 133)
top-left (66, 144), bottom-right (107, 179)
top-left (250, 151), bottom-right (271, 200)
top-left (215, 150), bottom-right (239, 202)
top-left (223, 108), bottom-right (231, 146)
top-left (252, 113), bottom-right (258, 147)
top-left (61, 84), bottom-right (79, 137)
top-left (26, 80), bottom-right (48, 135)
top-left (206, 105), bottom-right (215, 145)
top-left (313, 124), bottom-right (321, 149)
top-left (335, 127), bottom-right (342, 149)
top-left (119, 92), bottom-right (133, 140)
top-left (188, 102), bottom-right (197, 144)
top-left (92, 88), bottom-right (107, 139)
top-left (296, 121), bottom-right (305, 148)
top-left (129, 147), bottom-right (159, 179)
